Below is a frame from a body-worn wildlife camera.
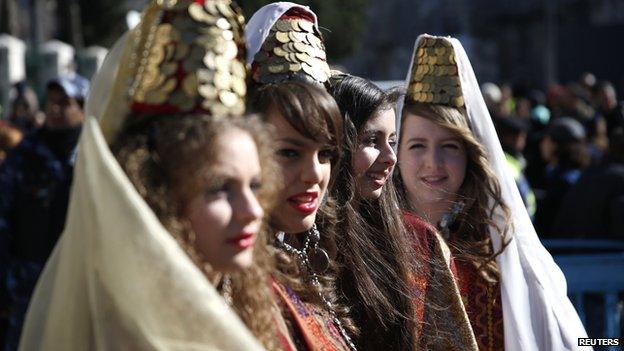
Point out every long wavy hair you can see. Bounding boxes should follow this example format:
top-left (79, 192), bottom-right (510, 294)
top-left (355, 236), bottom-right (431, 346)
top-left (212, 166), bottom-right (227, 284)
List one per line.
top-left (397, 102), bottom-right (512, 282)
top-left (249, 81), bottom-right (357, 335)
top-left (328, 74), bottom-right (420, 350)
top-left (111, 114), bottom-right (280, 350)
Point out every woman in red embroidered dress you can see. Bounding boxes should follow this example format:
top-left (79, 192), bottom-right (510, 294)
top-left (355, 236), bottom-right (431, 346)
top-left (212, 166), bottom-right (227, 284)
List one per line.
top-left (396, 42), bottom-right (512, 350)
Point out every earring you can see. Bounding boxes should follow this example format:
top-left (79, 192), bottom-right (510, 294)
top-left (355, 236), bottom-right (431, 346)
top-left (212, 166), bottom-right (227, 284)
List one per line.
top-left (308, 224), bottom-right (330, 274)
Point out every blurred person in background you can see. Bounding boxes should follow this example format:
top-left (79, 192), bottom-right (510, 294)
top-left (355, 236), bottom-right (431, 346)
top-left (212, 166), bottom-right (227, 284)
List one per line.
top-left (481, 82), bottom-right (503, 118)
top-left (593, 80), bottom-right (624, 136)
top-left (0, 74), bottom-right (89, 350)
top-left (535, 117), bottom-right (590, 236)
top-left (0, 123), bottom-right (22, 165)
top-left (551, 125), bottom-right (624, 240)
top-left (495, 117), bottom-right (537, 219)
top-left (7, 83), bottom-right (44, 134)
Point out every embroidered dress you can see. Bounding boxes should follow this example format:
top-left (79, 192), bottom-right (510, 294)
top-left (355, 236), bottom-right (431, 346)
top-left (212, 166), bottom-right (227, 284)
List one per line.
top-left (271, 280), bottom-right (351, 351)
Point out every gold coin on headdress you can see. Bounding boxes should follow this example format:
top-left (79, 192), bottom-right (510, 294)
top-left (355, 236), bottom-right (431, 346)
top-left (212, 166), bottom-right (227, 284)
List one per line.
top-left (301, 61), bottom-right (314, 76)
top-left (413, 82), bottom-right (423, 92)
top-left (449, 53), bottom-right (456, 64)
top-left (417, 48), bottom-right (425, 57)
top-left (422, 83), bottom-right (430, 91)
top-left (290, 20), bottom-right (302, 32)
top-left (160, 62), bottom-right (178, 76)
top-left (141, 66), bottom-right (160, 88)
top-left (199, 84), bottom-right (218, 99)
top-left (289, 31), bottom-right (307, 43)
top-left (164, 44), bottom-right (176, 62)
top-left (295, 52), bottom-right (311, 63)
top-left (275, 31), bottom-right (290, 44)
top-left (452, 96), bottom-right (464, 107)
top-left (197, 68), bottom-right (215, 83)
top-left (160, 77), bottom-right (177, 93)
top-left (182, 73), bottom-right (198, 97)
top-left (231, 77), bottom-right (246, 96)
top-left (221, 29), bottom-right (234, 41)
top-left (416, 66), bottom-right (424, 75)
top-left (207, 101), bottom-right (228, 117)
top-left (216, 1), bottom-right (234, 17)
top-left (306, 34), bottom-right (323, 48)
top-left (214, 71), bottom-right (232, 90)
top-left (448, 65), bottom-right (458, 75)
top-left (215, 53), bottom-right (232, 71)
top-left (148, 44), bottom-right (166, 65)
top-left (285, 53), bottom-right (298, 63)
top-left (432, 94), bottom-right (441, 103)
top-left (231, 100), bottom-right (245, 115)
top-left (435, 46), bottom-right (446, 56)
top-left (288, 63), bottom-right (302, 72)
top-left (274, 20), bottom-right (293, 32)
top-left (216, 18), bottom-right (231, 30)
top-left (223, 41), bottom-right (238, 60)
top-left (204, 1), bottom-right (219, 15)
top-left (230, 60), bottom-right (246, 78)
top-left (427, 92), bottom-right (435, 103)
top-left (293, 42), bottom-right (308, 53)
top-left (219, 90), bottom-right (238, 107)
top-left (189, 3), bottom-right (209, 23)
top-left (434, 66), bottom-right (444, 77)
top-left (298, 20), bottom-right (314, 33)
top-left (273, 46), bottom-right (288, 57)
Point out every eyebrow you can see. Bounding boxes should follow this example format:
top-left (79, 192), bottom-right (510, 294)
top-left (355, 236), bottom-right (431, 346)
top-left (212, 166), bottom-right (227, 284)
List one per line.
top-left (405, 137), bottom-right (460, 143)
top-left (361, 129), bottom-right (397, 137)
top-left (276, 137), bottom-right (310, 148)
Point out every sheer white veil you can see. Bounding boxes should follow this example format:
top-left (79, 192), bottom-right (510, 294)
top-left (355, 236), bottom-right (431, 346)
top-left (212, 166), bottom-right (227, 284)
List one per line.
top-left (400, 34), bottom-right (590, 351)
top-left (19, 9), bottom-right (265, 351)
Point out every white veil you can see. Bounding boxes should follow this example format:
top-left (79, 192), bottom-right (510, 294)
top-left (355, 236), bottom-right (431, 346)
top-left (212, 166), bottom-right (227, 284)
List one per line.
top-left (19, 19), bottom-right (264, 351)
top-left (245, 1), bottom-right (319, 65)
top-left (401, 35), bottom-right (590, 351)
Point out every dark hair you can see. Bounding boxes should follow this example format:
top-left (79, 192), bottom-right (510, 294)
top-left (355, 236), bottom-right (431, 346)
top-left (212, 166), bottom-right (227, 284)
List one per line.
top-left (249, 81), bottom-right (356, 334)
top-left (328, 74), bottom-right (418, 350)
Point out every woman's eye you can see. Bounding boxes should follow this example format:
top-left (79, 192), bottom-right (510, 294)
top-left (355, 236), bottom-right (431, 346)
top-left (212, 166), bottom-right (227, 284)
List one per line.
top-left (250, 181), bottom-right (263, 193)
top-left (318, 149), bottom-right (335, 162)
top-left (205, 183), bottom-right (229, 198)
top-left (363, 136), bottom-right (377, 146)
top-left (389, 139), bottom-right (398, 148)
top-left (408, 143), bottom-right (425, 150)
top-left (443, 143), bottom-right (460, 150)
top-left (276, 149), bottom-right (299, 158)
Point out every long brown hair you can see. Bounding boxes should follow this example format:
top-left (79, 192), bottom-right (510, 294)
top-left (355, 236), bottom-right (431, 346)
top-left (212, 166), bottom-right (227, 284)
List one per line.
top-left (329, 74), bottom-right (419, 350)
top-left (398, 102), bottom-right (512, 282)
top-left (249, 81), bottom-right (357, 335)
top-left (111, 114), bottom-right (280, 350)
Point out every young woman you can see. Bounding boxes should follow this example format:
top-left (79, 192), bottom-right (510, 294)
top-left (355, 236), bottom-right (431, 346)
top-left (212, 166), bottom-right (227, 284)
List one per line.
top-left (250, 81), bottom-right (356, 351)
top-left (328, 74), bottom-right (420, 350)
top-left (19, 1), bottom-right (279, 350)
top-left (397, 34), bottom-right (588, 350)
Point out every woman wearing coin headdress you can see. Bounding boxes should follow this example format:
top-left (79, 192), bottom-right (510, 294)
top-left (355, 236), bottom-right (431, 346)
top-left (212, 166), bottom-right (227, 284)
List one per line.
top-left (246, 3), bottom-right (357, 350)
top-left (327, 73), bottom-right (423, 350)
top-left (18, 1), bottom-right (285, 350)
top-left (396, 34), bottom-right (588, 350)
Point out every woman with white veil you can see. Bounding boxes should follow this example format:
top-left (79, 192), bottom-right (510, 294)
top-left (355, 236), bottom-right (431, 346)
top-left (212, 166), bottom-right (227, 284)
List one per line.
top-left (18, 1), bottom-right (282, 350)
top-left (396, 34), bottom-right (589, 350)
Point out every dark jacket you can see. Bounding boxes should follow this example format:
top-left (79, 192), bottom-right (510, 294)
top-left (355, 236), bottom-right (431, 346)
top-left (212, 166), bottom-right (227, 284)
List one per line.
top-left (0, 127), bottom-right (79, 349)
top-left (551, 162), bottom-right (624, 239)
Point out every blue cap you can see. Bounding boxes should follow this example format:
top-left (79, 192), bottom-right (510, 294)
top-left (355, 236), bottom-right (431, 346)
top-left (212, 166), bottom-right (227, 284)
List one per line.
top-left (47, 74), bottom-right (90, 100)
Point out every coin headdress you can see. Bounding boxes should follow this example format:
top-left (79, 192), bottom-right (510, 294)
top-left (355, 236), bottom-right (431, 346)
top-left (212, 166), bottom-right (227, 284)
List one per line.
top-left (245, 3), bottom-right (331, 86)
top-left (95, 0), bottom-right (247, 143)
top-left (405, 34), bottom-right (464, 108)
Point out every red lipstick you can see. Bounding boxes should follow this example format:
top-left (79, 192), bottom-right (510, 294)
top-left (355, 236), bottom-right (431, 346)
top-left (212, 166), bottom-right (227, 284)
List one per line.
top-left (287, 191), bottom-right (319, 215)
top-left (226, 232), bottom-right (255, 250)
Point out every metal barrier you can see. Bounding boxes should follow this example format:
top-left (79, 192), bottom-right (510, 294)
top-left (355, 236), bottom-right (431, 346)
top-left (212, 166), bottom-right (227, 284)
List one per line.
top-left (543, 239), bottom-right (624, 350)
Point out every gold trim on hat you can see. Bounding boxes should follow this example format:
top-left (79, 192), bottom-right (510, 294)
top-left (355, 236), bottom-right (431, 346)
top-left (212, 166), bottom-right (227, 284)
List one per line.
top-left (406, 35), bottom-right (464, 108)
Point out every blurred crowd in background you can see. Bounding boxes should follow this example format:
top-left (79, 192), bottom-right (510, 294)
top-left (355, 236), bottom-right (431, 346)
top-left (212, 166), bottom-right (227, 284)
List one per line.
top-left (2, 70), bottom-right (623, 243)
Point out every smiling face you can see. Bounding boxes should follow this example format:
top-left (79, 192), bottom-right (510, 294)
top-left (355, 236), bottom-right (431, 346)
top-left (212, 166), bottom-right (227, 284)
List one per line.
top-left (398, 114), bottom-right (467, 223)
top-left (184, 128), bottom-right (264, 272)
top-left (352, 108), bottom-right (398, 199)
top-left (267, 109), bottom-right (333, 234)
